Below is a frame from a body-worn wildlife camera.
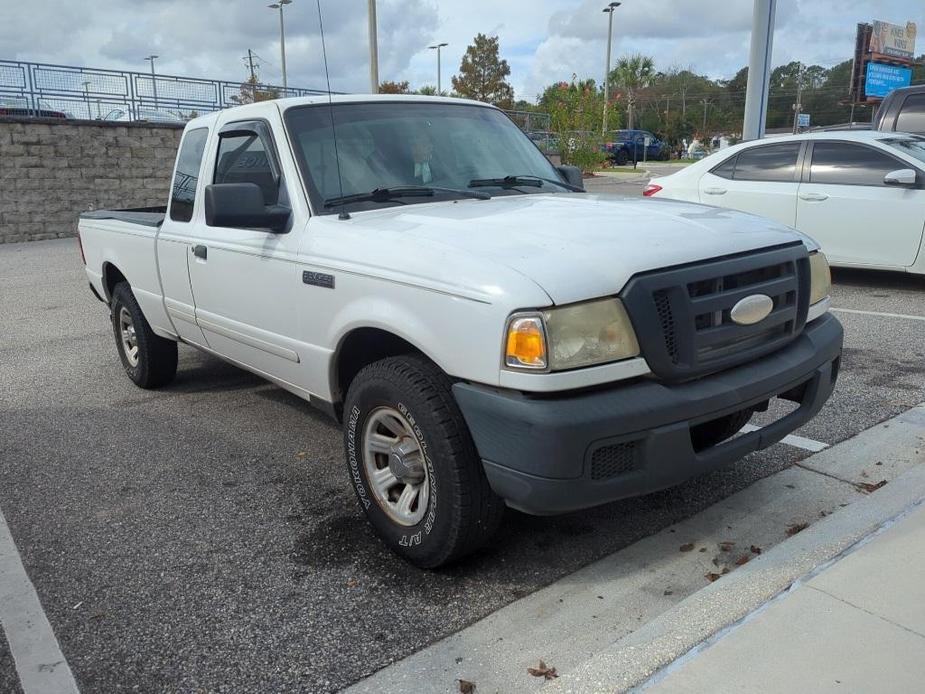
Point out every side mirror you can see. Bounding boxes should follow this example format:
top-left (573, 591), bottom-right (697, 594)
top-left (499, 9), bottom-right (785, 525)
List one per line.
top-left (884, 168), bottom-right (918, 187)
top-left (556, 165), bottom-right (584, 191)
top-left (204, 183), bottom-right (290, 232)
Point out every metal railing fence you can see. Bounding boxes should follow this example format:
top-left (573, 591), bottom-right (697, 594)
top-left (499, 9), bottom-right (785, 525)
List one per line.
top-left (0, 59), bottom-right (332, 123)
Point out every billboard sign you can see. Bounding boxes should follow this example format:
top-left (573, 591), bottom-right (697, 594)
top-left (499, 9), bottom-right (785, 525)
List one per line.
top-left (864, 62), bottom-right (913, 99)
top-left (869, 20), bottom-right (917, 59)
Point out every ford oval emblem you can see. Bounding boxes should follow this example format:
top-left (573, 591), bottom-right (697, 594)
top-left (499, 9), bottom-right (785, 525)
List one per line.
top-left (730, 294), bottom-right (774, 325)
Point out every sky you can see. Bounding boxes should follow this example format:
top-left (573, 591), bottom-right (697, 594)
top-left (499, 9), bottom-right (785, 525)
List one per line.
top-left (1, 0), bottom-right (922, 103)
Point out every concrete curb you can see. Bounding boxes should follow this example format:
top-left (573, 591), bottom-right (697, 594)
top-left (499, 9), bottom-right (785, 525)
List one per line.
top-left (545, 464), bottom-right (925, 693)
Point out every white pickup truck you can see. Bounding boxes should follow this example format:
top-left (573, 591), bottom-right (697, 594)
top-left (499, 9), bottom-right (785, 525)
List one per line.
top-left (78, 95), bottom-right (843, 567)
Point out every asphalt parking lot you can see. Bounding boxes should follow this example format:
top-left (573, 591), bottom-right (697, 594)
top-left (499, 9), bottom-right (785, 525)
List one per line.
top-left (1, 237), bottom-right (924, 693)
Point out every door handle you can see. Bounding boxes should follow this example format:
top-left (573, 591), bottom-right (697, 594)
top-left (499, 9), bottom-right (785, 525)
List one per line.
top-left (703, 187), bottom-right (727, 195)
top-left (799, 192), bottom-right (829, 201)
top-left (192, 244), bottom-right (207, 260)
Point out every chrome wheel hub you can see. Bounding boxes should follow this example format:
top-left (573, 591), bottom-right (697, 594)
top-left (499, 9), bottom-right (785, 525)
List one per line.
top-left (118, 307), bottom-right (139, 367)
top-left (363, 407), bottom-right (429, 527)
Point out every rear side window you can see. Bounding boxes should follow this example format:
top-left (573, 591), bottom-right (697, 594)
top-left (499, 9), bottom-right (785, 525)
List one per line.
top-left (896, 94), bottom-right (925, 134)
top-left (809, 142), bottom-right (902, 186)
top-left (732, 143), bottom-right (801, 182)
top-left (214, 131), bottom-right (281, 205)
top-left (169, 128), bottom-right (208, 223)
top-left (711, 155), bottom-right (737, 179)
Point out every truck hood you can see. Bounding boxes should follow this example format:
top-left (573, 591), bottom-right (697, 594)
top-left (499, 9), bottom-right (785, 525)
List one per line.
top-left (340, 193), bottom-right (813, 305)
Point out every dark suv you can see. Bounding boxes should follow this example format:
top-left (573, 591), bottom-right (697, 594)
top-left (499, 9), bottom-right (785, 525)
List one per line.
top-left (874, 85), bottom-right (925, 135)
top-left (603, 129), bottom-right (669, 165)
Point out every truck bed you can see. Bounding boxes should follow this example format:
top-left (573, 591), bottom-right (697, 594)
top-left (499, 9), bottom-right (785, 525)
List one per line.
top-left (79, 207), bottom-right (166, 228)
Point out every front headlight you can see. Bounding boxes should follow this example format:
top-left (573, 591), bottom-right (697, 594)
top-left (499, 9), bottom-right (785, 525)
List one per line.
top-left (504, 298), bottom-right (640, 371)
top-left (809, 252), bottom-right (831, 305)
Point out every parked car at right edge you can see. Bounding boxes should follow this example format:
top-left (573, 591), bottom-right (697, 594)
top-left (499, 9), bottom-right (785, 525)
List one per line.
top-left (874, 84), bottom-right (925, 135)
top-left (647, 131), bottom-right (925, 275)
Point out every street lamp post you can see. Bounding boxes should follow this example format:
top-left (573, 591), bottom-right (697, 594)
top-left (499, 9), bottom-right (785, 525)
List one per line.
top-left (368, 0), bottom-right (379, 93)
top-left (602, 2), bottom-right (621, 136)
top-left (428, 42), bottom-right (448, 94)
top-left (268, 0), bottom-right (292, 91)
top-left (144, 55), bottom-right (159, 113)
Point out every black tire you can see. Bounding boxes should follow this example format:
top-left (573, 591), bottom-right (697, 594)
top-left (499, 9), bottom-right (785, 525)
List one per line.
top-left (343, 355), bottom-right (504, 568)
top-left (614, 149), bottom-right (629, 166)
top-left (690, 407), bottom-right (754, 452)
top-left (110, 282), bottom-right (178, 389)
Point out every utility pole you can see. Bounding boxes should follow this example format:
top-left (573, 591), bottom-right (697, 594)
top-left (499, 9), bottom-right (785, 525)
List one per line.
top-left (245, 49), bottom-right (258, 82)
top-left (368, 0), bottom-right (379, 93)
top-left (792, 62), bottom-right (804, 134)
top-left (144, 55), bottom-right (159, 112)
top-left (702, 98), bottom-right (710, 135)
top-left (601, 2), bottom-right (621, 136)
top-left (428, 42), bottom-right (448, 95)
top-left (742, 0), bottom-right (776, 140)
top-left (268, 0), bottom-right (291, 91)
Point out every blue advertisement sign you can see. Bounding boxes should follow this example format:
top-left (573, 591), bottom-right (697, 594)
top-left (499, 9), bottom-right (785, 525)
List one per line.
top-left (865, 62), bottom-right (913, 98)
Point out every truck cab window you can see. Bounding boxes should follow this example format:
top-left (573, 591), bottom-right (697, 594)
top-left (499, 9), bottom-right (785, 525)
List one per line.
top-left (214, 132), bottom-right (283, 206)
top-left (169, 127), bottom-right (208, 223)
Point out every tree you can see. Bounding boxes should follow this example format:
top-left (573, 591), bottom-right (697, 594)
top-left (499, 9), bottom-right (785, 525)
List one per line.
top-left (451, 33), bottom-right (514, 109)
top-left (539, 77), bottom-right (611, 172)
top-left (229, 75), bottom-right (280, 105)
top-left (416, 85), bottom-right (438, 96)
top-left (609, 54), bottom-right (655, 129)
top-left (379, 80), bottom-right (411, 94)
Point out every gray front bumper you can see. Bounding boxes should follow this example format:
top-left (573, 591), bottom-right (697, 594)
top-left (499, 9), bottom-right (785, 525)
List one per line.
top-left (453, 313), bottom-right (843, 515)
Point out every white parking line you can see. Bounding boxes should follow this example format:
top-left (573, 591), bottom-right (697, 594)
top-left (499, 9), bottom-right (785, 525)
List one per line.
top-left (0, 507), bottom-right (79, 694)
top-left (831, 307), bottom-right (925, 322)
top-left (740, 424), bottom-right (829, 452)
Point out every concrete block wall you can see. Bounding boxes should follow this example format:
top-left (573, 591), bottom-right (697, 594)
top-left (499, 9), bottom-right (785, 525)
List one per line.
top-left (0, 117), bottom-right (184, 243)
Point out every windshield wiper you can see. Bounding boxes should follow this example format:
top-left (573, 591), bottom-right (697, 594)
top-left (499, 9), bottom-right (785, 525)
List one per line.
top-left (324, 185), bottom-right (489, 208)
top-left (468, 175), bottom-right (583, 192)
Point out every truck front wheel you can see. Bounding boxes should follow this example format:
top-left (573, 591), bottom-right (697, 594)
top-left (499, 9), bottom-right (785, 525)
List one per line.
top-left (110, 282), bottom-right (178, 389)
top-left (343, 355), bottom-right (504, 568)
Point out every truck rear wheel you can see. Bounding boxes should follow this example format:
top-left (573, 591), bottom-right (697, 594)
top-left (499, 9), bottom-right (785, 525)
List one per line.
top-left (110, 282), bottom-right (178, 389)
top-left (343, 355), bottom-right (504, 568)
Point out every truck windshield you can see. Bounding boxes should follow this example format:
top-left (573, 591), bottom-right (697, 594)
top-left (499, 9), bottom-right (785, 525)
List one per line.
top-left (284, 101), bottom-right (566, 214)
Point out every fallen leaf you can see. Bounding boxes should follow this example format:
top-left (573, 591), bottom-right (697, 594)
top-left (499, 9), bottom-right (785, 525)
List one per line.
top-left (346, 578), bottom-right (358, 588)
top-left (721, 567), bottom-right (730, 575)
top-left (786, 522), bottom-right (809, 537)
top-left (458, 679), bottom-right (476, 693)
top-left (679, 543), bottom-right (695, 552)
top-left (705, 572), bottom-right (722, 582)
top-left (527, 661), bottom-right (559, 680)
top-left (785, 484), bottom-right (796, 489)
top-left (663, 589), bottom-right (674, 596)
top-left (856, 480), bottom-right (887, 494)
top-left (734, 555), bottom-right (751, 566)
top-left (876, 461), bottom-right (883, 466)
top-left (718, 541), bottom-right (735, 552)
top-left (698, 547), bottom-right (707, 553)
top-left (819, 510), bottom-right (830, 518)
top-left (750, 545), bottom-right (763, 555)
top-left (296, 451), bottom-right (307, 460)
top-left (711, 557), bottom-right (720, 567)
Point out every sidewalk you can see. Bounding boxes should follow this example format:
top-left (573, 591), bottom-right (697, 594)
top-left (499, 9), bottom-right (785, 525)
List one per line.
top-left (648, 503), bottom-right (925, 693)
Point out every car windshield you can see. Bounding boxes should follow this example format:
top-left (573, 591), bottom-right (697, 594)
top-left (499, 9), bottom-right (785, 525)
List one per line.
top-left (284, 101), bottom-right (565, 214)
top-left (881, 135), bottom-right (925, 166)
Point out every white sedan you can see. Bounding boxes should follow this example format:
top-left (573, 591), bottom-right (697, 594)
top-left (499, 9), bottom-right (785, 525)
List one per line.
top-left (647, 131), bottom-right (925, 274)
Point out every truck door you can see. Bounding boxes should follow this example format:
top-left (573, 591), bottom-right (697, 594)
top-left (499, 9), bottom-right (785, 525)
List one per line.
top-left (157, 126), bottom-right (210, 347)
top-left (184, 118), bottom-right (307, 389)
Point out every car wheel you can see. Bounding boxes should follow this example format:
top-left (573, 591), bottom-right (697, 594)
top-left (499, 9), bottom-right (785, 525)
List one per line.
top-left (343, 355), bottom-right (504, 568)
top-left (614, 149), bottom-right (629, 166)
top-left (690, 407), bottom-right (754, 452)
top-left (110, 282), bottom-right (178, 388)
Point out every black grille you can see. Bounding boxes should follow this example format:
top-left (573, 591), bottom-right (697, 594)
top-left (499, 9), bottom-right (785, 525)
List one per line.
top-left (589, 442), bottom-right (638, 480)
top-left (622, 244), bottom-right (810, 382)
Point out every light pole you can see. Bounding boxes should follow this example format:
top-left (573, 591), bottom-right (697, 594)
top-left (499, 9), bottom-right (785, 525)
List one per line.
top-left (601, 2), bottom-right (621, 136)
top-left (268, 0), bottom-right (292, 91)
top-left (742, 0), bottom-right (776, 140)
top-left (368, 0), bottom-right (379, 93)
top-left (144, 55), bottom-right (159, 112)
top-left (428, 42), bottom-right (448, 94)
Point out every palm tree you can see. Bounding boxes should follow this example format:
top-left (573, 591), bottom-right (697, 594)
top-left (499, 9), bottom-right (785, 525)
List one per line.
top-left (609, 54), bottom-right (655, 130)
